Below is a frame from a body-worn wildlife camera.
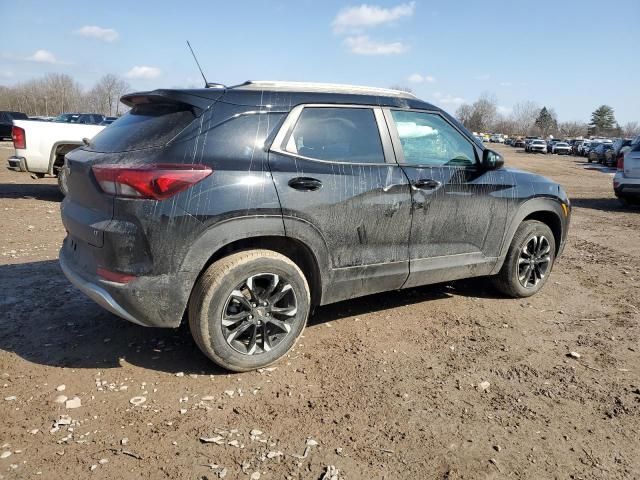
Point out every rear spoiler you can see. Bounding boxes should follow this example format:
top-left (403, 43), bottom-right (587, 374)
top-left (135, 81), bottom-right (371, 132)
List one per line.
top-left (120, 89), bottom-right (226, 115)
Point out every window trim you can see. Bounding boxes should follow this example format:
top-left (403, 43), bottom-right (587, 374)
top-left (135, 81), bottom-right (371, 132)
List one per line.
top-left (269, 104), bottom-right (396, 166)
top-left (382, 108), bottom-right (481, 168)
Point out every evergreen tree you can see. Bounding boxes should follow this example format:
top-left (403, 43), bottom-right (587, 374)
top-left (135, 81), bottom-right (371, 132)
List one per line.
top-left (589, 105), bottom-right (617, 135)
top-left (535, 107), bottom-right (557, 137)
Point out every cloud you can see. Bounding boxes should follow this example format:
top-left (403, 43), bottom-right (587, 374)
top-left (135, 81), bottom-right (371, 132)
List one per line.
top-left (408, 73), bottom-right (435, 84)
top-left (475, 74), bottom-right (491, 81)
top-left (75, 25), bottom-right (119, 42)
top-left (497, 105), bottom-right (513, 115)
top-left (125, 66), bottom-right (161, 79)
top-left (333, 2), bottom-right (415, 33)
top-left (499, 81), bottom-right (512, 87)
top-left (26, 50), bottom-right (59, 64)
top-left (432, 91), bottom-right (466, 107)
top-left (344, 35), bottom-right (408, 55)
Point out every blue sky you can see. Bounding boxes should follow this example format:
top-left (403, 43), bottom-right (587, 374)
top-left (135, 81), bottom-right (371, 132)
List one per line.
top-left (1, 0), bottom-right (639, 123)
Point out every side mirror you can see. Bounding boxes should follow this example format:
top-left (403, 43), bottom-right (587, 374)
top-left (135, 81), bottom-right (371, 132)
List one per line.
top-left (482, 149), bottom-right (504, 170)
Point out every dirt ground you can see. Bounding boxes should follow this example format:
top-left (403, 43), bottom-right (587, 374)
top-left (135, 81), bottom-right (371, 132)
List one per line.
top-left (0, 141), bottom-right (638, 480)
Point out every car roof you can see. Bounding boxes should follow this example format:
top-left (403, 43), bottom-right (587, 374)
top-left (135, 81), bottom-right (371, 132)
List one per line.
top-left (141, 81), bottom-right (439, 111)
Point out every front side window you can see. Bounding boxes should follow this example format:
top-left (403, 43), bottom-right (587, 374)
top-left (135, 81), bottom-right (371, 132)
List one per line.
top-left (285, 107), bottom-right (385, 163)
top-left (390, 110), bottom-right (476, 167)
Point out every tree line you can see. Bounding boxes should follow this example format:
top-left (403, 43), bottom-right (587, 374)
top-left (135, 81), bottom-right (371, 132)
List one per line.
top-left (454, 93), bottom-right (640, 139)
top-left (0, 73), bottom-right (131, 117)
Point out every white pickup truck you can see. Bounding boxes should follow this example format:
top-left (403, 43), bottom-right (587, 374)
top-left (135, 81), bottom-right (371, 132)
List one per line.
top-left (8, 120), bottom-right (105, 194)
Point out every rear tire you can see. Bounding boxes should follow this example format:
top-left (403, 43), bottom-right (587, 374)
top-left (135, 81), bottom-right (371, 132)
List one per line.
top-left (492, 220), bottom-right (556, 298)
top-left (188, 250), bottom-right (310, 372)
top-left (57, 167), bottom-right (69, 196)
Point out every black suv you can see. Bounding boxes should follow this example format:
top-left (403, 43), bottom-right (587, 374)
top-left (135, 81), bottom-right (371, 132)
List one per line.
top-left (0, 111), bottom-right (28, 140)
top-left (59, 81), bottom-right (571, 371)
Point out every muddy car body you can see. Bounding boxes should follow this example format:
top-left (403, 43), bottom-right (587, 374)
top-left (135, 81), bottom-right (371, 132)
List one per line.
top-left (59, 81), bottom-right (571, 371)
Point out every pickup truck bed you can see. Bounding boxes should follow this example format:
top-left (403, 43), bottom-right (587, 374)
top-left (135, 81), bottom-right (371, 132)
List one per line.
top-left (8, 120), bottom-right (105, 175)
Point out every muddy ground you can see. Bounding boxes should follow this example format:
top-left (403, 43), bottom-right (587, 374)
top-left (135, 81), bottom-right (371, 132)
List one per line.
top-left (0, 141), bottom-right (638, 480)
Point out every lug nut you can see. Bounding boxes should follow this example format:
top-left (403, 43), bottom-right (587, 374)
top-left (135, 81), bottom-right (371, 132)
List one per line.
top-left (248, 315), bottom-right (253, 320)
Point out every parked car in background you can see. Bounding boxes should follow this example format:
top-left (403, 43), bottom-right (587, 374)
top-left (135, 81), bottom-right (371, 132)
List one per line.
top-left (99, 116), bottom-right (118, 126)
top-left (513, 138), bottom-right (526, 148)
top-left (7, 119), bottom-right (105, 194)
top-left (490, 134), bottom-right (504, 143)
top-left (528, 139), bottom-right (548, 154)
top-left (604, 139), bottom-right (633, 167)
top-left (551, 142), bottom-right (571, 155)
top-left (504, 138), bottom-right (514, 146)
top-left (582, 141), bottom-right (600, 157)
top-left (0, 111), bottom-right (29, 140)
top-left (58, 80), bottom-right (570, 371)
top-left (53, 113), bottom-right (105, 125)
top-left (588, 143), bottom-right (613, 164)
top-left (614, 141), bottom-right (640, 206)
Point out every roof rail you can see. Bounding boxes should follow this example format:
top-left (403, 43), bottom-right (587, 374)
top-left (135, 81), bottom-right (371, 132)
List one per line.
top-left (235, 80), bottom-right (417, 99)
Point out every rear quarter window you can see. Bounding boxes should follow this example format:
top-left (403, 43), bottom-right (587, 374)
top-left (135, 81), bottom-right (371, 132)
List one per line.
top-left (88, 104), bottom-right (196, 153)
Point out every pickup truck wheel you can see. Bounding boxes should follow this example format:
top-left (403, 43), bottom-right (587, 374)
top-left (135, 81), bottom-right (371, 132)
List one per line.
top-left (188, 250), bottom-right (310, 372)
top-left (492, 220), bottom-right (556, 298)
top-left (57, 167), bottom-right (69, 196)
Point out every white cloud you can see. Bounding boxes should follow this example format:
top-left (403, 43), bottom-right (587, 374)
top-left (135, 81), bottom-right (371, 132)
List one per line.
top-left (475, 74), bottom-right (491, 81)
top-left (26, 50), bottom-right (59, 64)
top-left (432, 91), bottom-right (466, 107)
top-left (497, 105), bottom-right (513, 115)
top-left (333, 2), bottom-right (416, 33)
top-left (408, 73), bottom-right (435, 84)
top-left (125, 66), bottom-right (161, 79)
top-left (75, 25), bottom-right (119, 42)
top-left (344, 35), bottom-right (407, 55)
top-left (1, 70), bottom-right (14, 78)
top-left (499, 81), bottom-right (512, 87)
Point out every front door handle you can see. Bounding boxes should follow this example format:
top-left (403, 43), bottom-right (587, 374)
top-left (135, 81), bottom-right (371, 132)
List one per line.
top-left (411, 178), bottom-right (442, 191)
top-left (288, 177), bottom-right (322, 191)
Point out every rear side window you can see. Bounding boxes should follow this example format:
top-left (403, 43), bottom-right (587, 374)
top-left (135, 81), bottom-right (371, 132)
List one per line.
top-left (285, 107), bottom-right (385, 163)
top-left (203, 112), bottom-right (285, 160)
top-left (88, 104), bottom-right (195, 153)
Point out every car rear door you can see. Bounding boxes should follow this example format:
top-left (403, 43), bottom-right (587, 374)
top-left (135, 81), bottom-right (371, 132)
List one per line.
top-left (383, 108), bottom-right (512, 288)
top-left (268, 105), bottom-right (412, 302)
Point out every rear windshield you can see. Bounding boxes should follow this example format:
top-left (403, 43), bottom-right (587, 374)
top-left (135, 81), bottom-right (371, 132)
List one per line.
top-left (10, 112), bottom-right (28, 120)
top-left (88, 104), bottom-right (196, 153)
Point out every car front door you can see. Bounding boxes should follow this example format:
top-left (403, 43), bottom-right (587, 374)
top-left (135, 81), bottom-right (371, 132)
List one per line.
top-left (268, 105), bottom-right (412, 302)
top-left (383, 109), bottom-right (512, 288)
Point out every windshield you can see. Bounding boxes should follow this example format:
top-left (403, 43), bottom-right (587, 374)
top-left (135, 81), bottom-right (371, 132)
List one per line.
top-left (54, 114), bottom-right (77, 123)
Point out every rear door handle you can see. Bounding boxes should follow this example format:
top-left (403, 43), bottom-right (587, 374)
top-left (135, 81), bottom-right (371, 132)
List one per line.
top-left (411, 178), bottom-right (442, 191)
top-left (288, 177), bottom-right (322, 191)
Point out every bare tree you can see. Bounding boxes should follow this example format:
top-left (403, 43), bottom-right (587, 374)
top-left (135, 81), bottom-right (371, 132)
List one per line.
top-left (622, 121), bottom-right (640, 138)
top-left (455, 93), bottom-right (497, 132)
top-left (510, 101), bottom-right (540, 136)
top-left (558, 121), bottom-right (588, 138)
top-left (86, 74), bottom-right (131, 116)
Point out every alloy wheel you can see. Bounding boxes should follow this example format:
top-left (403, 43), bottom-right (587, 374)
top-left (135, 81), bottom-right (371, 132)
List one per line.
top-left (517, 235), bottom-right (551, 288)
top-left (221, 273), bottom-right (298, 355)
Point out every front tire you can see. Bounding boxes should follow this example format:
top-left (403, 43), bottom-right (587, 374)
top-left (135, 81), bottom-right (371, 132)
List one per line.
top-left (188, 250), bottom-right (310, 372)
top-left (492, 220), bottom-right (556, 298)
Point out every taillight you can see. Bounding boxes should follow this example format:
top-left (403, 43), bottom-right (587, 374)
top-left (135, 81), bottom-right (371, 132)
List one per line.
top-left (92, 164), bottom-right (212, 200)
top-left (12, 126), bottom-right (25, 149)
top-left (617, 153), bottom-right (624, 171)
top-left (97, 267), bottom-right (136, 284)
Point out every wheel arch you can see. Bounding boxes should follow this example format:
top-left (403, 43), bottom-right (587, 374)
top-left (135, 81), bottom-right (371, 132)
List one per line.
top-left (48, 141), bottom-right (82, 175)
top-left (179, 216), bottom-right (329, 321)
top-left (492, 197), bottom-right (567, 275)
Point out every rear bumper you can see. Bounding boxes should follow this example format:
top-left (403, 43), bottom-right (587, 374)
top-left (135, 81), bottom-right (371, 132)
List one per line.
top-left (614, 173), bottom-right (640, 198)
top-left (59, 238), bottom-right (190, 328)
top-left (59, 250), bottom-right (148, 326)
top-left (7, 156), bottom-right (27, 172)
